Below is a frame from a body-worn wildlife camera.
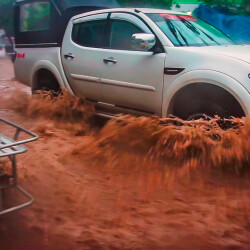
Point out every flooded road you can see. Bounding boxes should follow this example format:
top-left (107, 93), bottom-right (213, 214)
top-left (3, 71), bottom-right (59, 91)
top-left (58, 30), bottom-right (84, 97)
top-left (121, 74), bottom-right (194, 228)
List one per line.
top-left (0, 58), bottom-right (250, 250)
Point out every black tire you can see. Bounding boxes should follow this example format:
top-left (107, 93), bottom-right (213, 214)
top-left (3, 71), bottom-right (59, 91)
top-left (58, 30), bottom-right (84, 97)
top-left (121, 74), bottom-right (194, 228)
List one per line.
top-left (172, 84), bottom-right (245, 120)
top-left (33, 70), bottom-right (61, 95)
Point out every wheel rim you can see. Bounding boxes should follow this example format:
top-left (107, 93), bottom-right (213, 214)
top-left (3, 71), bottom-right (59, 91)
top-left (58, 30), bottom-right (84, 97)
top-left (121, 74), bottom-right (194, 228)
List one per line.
top-left (187, 113), bottom-right (213, 121)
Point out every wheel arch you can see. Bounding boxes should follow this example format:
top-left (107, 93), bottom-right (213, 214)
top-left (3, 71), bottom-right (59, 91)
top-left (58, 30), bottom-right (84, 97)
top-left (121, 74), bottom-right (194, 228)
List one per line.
top-left (31, 60), bottom-right (73, 93)
top-left (162, 70), bottom-right (250, 118)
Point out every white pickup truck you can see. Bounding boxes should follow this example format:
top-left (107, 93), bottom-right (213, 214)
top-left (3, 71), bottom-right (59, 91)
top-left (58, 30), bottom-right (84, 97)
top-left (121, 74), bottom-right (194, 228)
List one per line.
top-left (14, 1), bottom-right (250, 119)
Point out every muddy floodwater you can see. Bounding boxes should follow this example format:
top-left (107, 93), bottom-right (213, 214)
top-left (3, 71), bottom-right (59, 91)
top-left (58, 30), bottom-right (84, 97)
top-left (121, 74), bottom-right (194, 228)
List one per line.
top-left (0, 58), bottom-right (250, 250)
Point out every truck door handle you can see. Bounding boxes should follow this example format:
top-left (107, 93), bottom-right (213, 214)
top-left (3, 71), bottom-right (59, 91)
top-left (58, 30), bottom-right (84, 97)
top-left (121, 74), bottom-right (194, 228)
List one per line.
top-left (64, 53), bottom-right (75, 60)
top-left (103, 58), bottom-right (117, 64)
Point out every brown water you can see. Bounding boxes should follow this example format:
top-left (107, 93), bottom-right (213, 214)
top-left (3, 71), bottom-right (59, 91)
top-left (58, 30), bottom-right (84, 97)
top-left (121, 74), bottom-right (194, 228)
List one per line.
top-left (0, 58), bottom-right (250, 250)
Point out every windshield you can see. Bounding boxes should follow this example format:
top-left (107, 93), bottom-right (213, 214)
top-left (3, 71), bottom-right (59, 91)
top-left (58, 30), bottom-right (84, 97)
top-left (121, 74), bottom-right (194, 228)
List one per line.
top-left (147, 13), bottom-right (235, 47)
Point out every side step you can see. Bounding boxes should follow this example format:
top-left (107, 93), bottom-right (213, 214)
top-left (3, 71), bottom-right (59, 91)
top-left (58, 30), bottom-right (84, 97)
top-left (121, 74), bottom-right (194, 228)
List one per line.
top-left (95, 112), bottom-right (117, 119)
top-left (95, 102), bottom-right (156, 118)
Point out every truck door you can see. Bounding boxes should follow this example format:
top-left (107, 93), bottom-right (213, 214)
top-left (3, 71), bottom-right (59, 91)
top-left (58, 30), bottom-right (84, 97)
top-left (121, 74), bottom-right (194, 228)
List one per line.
top-left (100, 13), bottom-right (166, 115)
top-left (61, 14), bottom-right (108, 101)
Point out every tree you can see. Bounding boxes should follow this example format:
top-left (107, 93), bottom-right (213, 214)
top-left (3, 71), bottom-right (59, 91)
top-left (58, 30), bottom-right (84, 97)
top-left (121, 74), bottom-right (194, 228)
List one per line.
top-left (118, 0), bottom-right (173, 9)
top-left (203, 0), bottom-right (250, 15)
top-left (0, 0), bottom-right (15, 36)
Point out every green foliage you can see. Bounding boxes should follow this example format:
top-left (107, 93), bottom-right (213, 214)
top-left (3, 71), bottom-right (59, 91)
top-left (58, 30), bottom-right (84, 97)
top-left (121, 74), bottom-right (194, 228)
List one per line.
top-left (21, 2), bottom-right (50, 31)
top-left (203, 0), bottom-right (250, 15)
top-left (117, 0), bottom-right (173, 9)
top-left (204, 0), bottom-right (244, 5)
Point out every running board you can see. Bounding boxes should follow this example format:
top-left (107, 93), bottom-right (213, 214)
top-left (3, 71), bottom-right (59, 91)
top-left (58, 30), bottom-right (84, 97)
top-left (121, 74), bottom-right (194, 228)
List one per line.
top-left (95, 112), bottom-right (117, 119)
top-left (95, 102), bottom-right (156, 118)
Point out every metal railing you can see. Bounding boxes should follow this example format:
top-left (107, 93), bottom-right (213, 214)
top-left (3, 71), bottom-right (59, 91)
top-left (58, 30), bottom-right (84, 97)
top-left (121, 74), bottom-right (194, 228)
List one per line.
top-left (0, 118), bottom-right (38, 215)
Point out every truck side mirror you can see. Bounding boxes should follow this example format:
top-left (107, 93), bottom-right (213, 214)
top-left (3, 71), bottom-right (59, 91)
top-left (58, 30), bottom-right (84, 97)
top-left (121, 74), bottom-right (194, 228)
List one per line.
top-left (131, 33), bottom-right (156, 51)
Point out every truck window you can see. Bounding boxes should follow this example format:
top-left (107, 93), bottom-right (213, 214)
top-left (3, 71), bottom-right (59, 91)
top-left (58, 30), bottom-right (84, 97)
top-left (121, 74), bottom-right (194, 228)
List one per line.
top-left (110, 20), bottom-right (144, 50)
top-left (72, 20), bottom-right (107, 48)
top-left (20, 2), bottom-right (51, 32)
top-left (146, 13), bottom-right (234, 47)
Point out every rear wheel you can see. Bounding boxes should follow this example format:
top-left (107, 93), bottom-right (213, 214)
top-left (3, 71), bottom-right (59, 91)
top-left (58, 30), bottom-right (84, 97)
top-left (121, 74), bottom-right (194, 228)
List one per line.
top-left (33, 69), bottom-right (61, 95)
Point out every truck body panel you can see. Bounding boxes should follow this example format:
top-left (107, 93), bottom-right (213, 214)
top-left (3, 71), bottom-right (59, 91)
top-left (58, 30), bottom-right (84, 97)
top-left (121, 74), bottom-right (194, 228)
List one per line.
top-left (13, 5), bottom-right (250, 118)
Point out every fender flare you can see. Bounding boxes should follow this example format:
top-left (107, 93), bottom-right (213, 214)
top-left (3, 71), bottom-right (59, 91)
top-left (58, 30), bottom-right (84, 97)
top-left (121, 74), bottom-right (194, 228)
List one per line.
top-left (162, 70), bottom-right (250, 118)
top-left (30, 60), bottom-right (74, 94)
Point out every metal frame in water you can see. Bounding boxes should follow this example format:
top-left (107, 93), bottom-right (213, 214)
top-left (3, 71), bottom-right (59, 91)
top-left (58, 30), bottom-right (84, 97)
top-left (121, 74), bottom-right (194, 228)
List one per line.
top-left (0, 118), bottom-right (38, 215)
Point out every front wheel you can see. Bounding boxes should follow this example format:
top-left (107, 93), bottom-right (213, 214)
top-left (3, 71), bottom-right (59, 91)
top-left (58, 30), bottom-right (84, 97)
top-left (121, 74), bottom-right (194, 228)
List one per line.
top-left (170, 83), bottom-right (245, 120)
top-left (187, 113), bottom-right (213, 121)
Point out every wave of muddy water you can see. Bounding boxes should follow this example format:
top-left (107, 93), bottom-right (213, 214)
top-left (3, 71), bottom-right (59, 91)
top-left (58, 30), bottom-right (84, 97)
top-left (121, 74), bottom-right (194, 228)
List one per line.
top-left (0, 58), bottom-right (250, 250)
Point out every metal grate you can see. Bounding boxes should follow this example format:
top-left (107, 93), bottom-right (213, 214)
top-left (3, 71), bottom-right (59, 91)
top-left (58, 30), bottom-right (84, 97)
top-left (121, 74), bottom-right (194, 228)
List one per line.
top-left (0, 118), bottom-right (38, 216)
top-left (0, 134), bottom-right (27, 157)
